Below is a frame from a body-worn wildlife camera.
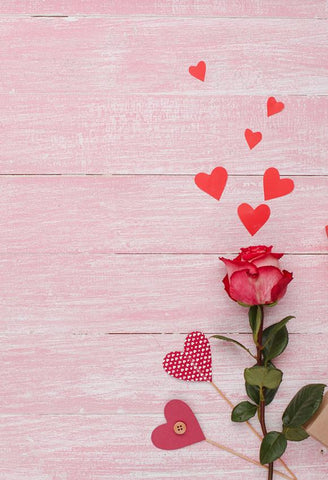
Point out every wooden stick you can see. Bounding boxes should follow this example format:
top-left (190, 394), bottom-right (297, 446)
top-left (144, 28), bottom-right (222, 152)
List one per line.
top-left (210, 381), bottom-right (297, 480)
top-left (205, 438), bottom-right (294, 480)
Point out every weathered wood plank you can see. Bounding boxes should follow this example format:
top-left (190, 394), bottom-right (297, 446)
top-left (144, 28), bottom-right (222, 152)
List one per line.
top-left (2, 413), bottom-right (326, 480)
top-left (0, 1), bottom-right (326, 17)
top-left (0, 254), bottom-right (326, 334)
top-left (1, 95), bottom-right (327, 174)
top-left (0, 18), bottom-right (327, 94)
top-left (0, 333), bottom-right (327, 417)
top-left (0, 176), bottom-right (326, 254)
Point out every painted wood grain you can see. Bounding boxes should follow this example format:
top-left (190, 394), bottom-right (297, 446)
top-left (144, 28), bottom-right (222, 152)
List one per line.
top-left (0, 18), bottom-right (327, 95)
top-left (0, 1), bottom-right (326, 17)
top-left (2, 413), bottom-right (327, 480)
top-left (0, 175), bottom-right (323, 254)
top-left (0, 1), bottom-right (326, 18)
top-left (1, 94), bottom-right (327, 175)
top-left (0, 254), bottom-right (326, 334)
top-left (1, 333), bottom-right (327, 415)
top-left (0, 4), bottom-right (327, 479)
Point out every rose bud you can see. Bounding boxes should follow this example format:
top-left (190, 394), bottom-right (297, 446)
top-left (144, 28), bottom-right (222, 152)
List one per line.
top-left (219, 246), bottom-right (293, 306)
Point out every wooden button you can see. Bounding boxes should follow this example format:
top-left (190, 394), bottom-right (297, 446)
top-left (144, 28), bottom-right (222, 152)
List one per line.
top-left (173, 421), bottom-right (187, 435)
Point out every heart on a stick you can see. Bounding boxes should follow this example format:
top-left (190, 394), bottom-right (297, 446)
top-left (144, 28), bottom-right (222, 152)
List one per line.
top-left (189, 61), bottom-right (206, 81)
top-left (263, 167), bottom-right (294, 201)
top-left (163, 331), bottom-right (212, 382)
top-left (151, 399), bottom-right (205, 450)
top-left (194, 166), bottom-right (228, 201)
top-left (267, 97), bottom-right (284, 117)
top-left (238, 203), bottom-right (270, 236)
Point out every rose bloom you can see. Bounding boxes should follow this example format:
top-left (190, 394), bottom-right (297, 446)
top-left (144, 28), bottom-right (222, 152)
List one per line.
top-left (220, 246), bottom-right (293, 306)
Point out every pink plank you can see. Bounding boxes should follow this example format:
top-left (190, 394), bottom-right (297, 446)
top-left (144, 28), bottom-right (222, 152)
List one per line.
top-left (1, 95), bottom-right (327, 175)
top-left (0, 254), bottom-right (326, 334)
top-left (0, 176), bottom-right (326, 254)
top-left (0, 18), bottom-right (327, 94)
top-left (0, 1), bottom-right (326, 17)
top-left (2, 413), bottom-right (325, 480)
top-left (1, 333), bottom-right (327, 416)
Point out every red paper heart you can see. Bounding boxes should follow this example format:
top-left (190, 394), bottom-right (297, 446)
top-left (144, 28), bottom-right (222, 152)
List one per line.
top-left (326, 226), bottom-right (328, 237)
top-left (194, 167), bottom-right (228, 201)
top-left (163, 331), bottom-right (212, 382)
top-left (245, 129), bottom-right (262, 149)
top-left (267, 97), bottom-right (284, 117)
top-left (263, 167), bottom-right (294, 200)
top-left (238, 203), bottom-right (271, 236)
top-left (151, 399), bottom-right (205, 450)
top-left (189, 61), bottom-right (206, 81)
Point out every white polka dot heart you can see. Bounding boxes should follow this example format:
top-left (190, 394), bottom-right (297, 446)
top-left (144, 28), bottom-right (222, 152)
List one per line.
top-left (163, 331), bottom-right (212, 382)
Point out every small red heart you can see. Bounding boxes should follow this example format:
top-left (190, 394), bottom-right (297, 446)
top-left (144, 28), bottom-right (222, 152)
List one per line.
top-left (245, 129), bottom-right (262, 149)
top-left (189, 61), bottom-right (206, 81)
top-left (267, 97), bottom-right (284, 117)
top-left (325, 226), bottom-right (328, 237)
top-left (263, 167), bottom-right (294, 201)
top-left (238, 203), bottom-right (271, 236)
top-left (194, 167), bottom-right (228, 201)
top-left (163, 331), bottom-right (212, 382)
top-left (151, 400), bottom-right (205, 450)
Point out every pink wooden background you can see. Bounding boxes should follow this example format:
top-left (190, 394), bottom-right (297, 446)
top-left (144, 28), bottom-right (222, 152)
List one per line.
top-left (0, 2), bottom-right (327, 479)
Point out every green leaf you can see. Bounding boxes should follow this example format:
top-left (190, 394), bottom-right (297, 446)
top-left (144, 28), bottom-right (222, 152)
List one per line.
top-left (245, 382), bottom-right (278, 406)
top-left (211, 335), bottom-right (255, 359)
top-left (262, 316), bottom-right (294, 349)
top-left (231, 401), bottom-right (257, 422)
top-left (244, 366), bottom-right (283, 390)
top-left (260, 432), bottom-right (287, 465)
top-left (282, 384), bottom-right (326, 428)
top-left (249, 306), bottom-right (262, 343)
top-left (262, 324), bottom-right (289, 364)
top-left (283, 425), bottom-right (309, 442)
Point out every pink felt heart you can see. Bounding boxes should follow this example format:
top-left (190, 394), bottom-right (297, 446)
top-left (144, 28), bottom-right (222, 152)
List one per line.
top-left (163, 331), bottom-right (212, 382)
top-left (151, 399), bottom-right (205, 450)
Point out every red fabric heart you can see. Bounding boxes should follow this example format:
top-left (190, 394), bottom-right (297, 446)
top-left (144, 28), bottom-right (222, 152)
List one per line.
top-left (189, 61), bottom-right (206, 81)
top-left (244, 129), bottom-right (262, 149)
top-left (263, 167), bottom-right (294, 200)
top-left (163, 331), bottom-right (212, 382)
top-left (267, 97), bottom-right (284, 117)
top-left (194, 167), bottom-right (228, 201)
top-left (238, 203), bottom-right (271, 236)
top-left (151, 399), bottom-right (205, 450)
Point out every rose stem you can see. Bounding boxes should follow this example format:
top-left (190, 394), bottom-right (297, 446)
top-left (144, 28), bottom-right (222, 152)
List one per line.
top-left (205, 439), bottom-right (293, 480)
top-left (257, 305), bottom-right (274, 480)
top-left (211, 380), bottom-right (263, 438)
top-left (211, 381), bottom-right (297, 479)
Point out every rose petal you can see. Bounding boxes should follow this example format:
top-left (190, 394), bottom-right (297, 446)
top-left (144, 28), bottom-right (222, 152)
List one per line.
top-left (271, 270), bottom-right (293, 303)
top-left (238, 245), bottom-right (283, 262)
top-left (229, 266), bottom-right (284, 305)
top-left (239, 245), bottom-right (272, 261)
top-left (252, 253), bottom-right (281, 269)
top-left (219, 257), bottom-right (257, 280)
top-left (222, 274), bottom-right (234, 300)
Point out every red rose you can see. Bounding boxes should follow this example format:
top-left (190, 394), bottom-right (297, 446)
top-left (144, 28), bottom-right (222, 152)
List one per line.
top-left (220, 246), bottom-right (293, 306)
